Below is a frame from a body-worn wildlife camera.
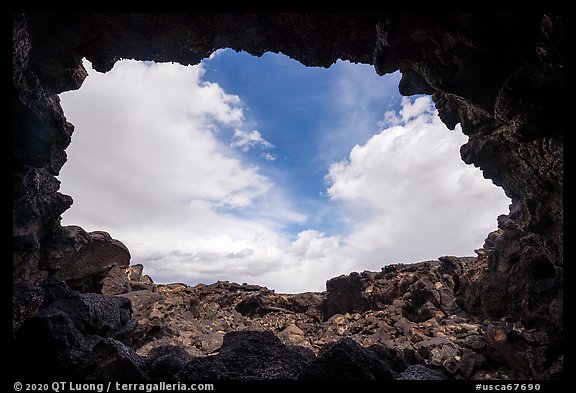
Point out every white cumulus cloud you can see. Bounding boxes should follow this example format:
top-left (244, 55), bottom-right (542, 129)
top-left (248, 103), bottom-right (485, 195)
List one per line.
top-left (289, 230), bottom-right (341, 260)
top-left (326, 96), bottom-right (510, 267)
top-left (231, 129), bottom-right (274, 151)
top-left (58, 59), bottom-right (509, 294)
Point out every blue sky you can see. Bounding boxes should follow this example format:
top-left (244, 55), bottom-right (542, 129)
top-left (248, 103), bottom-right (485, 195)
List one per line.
top-left (201, 49), bottom-right (403, 237)
top-left (57, 49), bottom-right (510, 292)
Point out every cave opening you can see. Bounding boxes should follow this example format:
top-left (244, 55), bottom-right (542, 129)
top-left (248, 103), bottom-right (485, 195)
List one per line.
top-left (57, 49), bottom-right (510, 293)
top-left (13, 13), bottom-right (563, 380)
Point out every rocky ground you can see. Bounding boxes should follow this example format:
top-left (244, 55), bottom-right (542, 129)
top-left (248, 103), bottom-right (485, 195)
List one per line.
top-left (117, 258), bottom-right (561, 380)
top-left (13, 236), bottom-right (561, 380)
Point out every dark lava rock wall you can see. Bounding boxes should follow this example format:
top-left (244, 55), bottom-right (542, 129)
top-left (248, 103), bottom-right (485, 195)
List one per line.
top-left (13, 12), bottom-right (562, 345)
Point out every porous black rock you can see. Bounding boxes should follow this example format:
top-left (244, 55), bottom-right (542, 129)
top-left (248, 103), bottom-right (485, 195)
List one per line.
top-left (176, 331), bottom-right (314, 380)
top-left (299, 338), bottom-right (395, 380)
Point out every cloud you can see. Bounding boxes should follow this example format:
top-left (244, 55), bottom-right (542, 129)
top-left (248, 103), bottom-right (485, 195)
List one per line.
top-left (231, 129), bottom-right (274, 151)
top-left (58, 59), bottom-right (346, 293)
top-left (289, 230), bottom-right (341, 260)
top-left (261, 153), bottom-right (277, 161)
top-left (326, 96), bottom-right (510, 266)
top-left (58, 59), bottom-right (509, 294)
top-left (208, 48), bottom-right (229, 60)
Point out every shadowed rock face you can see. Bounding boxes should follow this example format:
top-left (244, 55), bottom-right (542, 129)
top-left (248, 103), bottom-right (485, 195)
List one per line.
top-left (12, 13), bottom-right (562, 380)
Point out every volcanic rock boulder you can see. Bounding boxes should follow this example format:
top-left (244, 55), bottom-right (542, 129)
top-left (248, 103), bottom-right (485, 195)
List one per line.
top-left (48, 226), bottom-right (131, 293)
top-left (13, 277), bottom-right (141, 379)
top-left (322, 272), bottom-right (368, 318)
top-left (84, 339), bottom-right (148, 380)
top-left (146, 345), bottom-right (191, 380)
top-left (14, 307), bottom-right (92, 379)
top-left (176, 331), bottom-right (315, 380)
top-left (299, 338), bottom-right (396, 380)
top-left (321, 260), bottom-right (467, 322)
top-left (40, 277), bottom-right (133, 338)
top-left (102, 264), bottom-right (155, 295)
